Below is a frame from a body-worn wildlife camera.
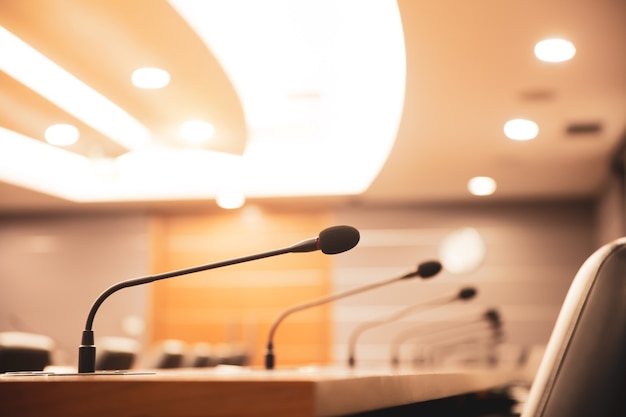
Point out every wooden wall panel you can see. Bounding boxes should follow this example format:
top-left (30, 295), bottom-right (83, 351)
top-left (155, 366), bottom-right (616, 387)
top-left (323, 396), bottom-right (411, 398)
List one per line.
top-left (148, 207), bottom-right (336, 367)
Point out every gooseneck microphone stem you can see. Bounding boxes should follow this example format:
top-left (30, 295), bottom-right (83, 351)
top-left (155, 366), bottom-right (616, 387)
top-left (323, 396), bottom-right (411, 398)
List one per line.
top-left (347, 293), bottom-right (457, 368)
top-left (264, 261), bottom-right (443, 370)
top-left (390, 318), bottom-right (487, 367)
top-left (265, 276), bottom-right (404, 365)
top-left (79, 247), bottom-right (293, 374)
top-left (265, 276), bottom-right (408, 370)
top-left (407, 331), bottom-right (497, 369)
top-left (78, 225), bottom-right (361, 374)
top-left (84, 247), bottom-right (291, 332)
top-left (347, 287), bottom-right (476, 368)
top-left (389, 309), bottom-right (502, 367)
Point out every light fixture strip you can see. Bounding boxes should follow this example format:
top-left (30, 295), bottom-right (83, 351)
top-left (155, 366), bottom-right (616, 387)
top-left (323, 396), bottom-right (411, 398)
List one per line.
top-left (0, 25), bottom-right (151, 151)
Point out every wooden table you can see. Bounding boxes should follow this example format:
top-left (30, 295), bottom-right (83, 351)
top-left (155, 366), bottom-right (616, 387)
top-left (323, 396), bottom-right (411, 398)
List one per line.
top-left (0, 365), bottom-right (518, 417)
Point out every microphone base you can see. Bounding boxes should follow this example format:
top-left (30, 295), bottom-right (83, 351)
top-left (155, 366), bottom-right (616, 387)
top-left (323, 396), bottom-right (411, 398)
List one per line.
top-left (265, 352), bottom-right (275, 370)
top-left (78, 346), bottom-right (96, 373)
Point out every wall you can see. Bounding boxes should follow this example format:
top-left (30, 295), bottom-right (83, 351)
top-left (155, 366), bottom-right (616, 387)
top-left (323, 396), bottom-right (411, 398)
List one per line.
top-left (593, 163), bottom-right (625, 246)
top-left (147, 207), bottom-right (336, 368)
top-left (332, 201), bottom-right (595, 368)
top-left (0, 213), bottom-right (149, 367)
top-left (0, 199), bottom-right (598, 370)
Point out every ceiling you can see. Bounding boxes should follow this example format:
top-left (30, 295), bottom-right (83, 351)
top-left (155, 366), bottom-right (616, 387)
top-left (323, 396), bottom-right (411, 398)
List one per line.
top-left (0, 0), bottom-right (625, 213)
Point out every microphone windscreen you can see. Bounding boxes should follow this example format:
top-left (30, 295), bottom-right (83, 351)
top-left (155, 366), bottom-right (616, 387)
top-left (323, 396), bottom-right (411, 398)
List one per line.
top-left (484, 308), bottom-right (501, 325)
top-left (417, 261), bottom-right (442, 278)
top-left (458, 287), bottom-right (477, 300)
top-left (318, 225), bottom-right (360, 254)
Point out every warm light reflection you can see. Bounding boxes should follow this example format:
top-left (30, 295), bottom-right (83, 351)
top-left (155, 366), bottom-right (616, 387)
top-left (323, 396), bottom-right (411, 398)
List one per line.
top-left (504, 119), bottom-right (539, 140)
top-left (438, 227), bottom-right (486, 274)
top-left (45, 124), bottom-right (80, 146)
top-left (468, 176), bottom-right (497, 196)
top-left (113, 149), bottom-right (245, 200)
top-left (180, 120), bottom-right (215, 144)
top-left (216, 190), bottom-right (246, 209)
top-left (534, 38), bottom-right (576, 63)
top-left (121, 315), bottom-right (146, 337)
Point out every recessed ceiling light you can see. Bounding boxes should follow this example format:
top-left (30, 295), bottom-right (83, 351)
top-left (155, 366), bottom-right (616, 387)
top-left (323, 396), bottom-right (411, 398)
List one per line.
top-left (131, 67), bottom-right (170, 89)
top-left (468, 176), bottom-right (496, 196)
top-left (0, 26), bottom-right (150, 151)
top-left (216, 190), bottom-right (245, 209)
top-left (534, 38), bottom-right (576, 63)
top-left (0, 2), bottom-right (405, 204)
top-left (180, 120), bottom-right (215, 144)
top-left (44, 124), bottom-right (79, 146)
top-left (504, 118), bottom-right (539, 140)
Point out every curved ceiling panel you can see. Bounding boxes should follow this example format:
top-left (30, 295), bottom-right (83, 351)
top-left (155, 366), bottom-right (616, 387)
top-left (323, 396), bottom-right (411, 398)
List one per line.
top-left (0, 0), bottom-right (246, 156)
top-left (0, 72), bottom-right (127, 157)
top-left (0, 0), bottom-right (405, 205)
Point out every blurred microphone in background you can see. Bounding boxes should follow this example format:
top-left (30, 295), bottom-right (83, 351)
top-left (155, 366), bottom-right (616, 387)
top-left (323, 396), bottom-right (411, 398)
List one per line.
top-left (264, 261), bottom-right (443, 370)
top-left (389, 308), bottom-right (504, 368)
top-left (347, 287), bottom-right (477, 368)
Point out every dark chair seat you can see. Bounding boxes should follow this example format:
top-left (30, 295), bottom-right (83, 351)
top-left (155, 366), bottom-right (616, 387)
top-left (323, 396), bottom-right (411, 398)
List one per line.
top-left (521, 237), bottom-right (626, 417)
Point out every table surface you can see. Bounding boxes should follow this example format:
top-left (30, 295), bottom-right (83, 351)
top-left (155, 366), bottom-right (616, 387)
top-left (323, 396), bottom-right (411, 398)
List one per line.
top-left (0, 365), bottom-right (520, 417)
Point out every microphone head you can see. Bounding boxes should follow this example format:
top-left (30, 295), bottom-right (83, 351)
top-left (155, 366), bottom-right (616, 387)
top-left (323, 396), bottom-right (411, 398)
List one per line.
top-left (458, 287), bottom-right (477, 300)
top-left (318, 225), bottom-right (360, 254)
top-left (484, 308), bottom-right (502, 326)
top-left (416, 261), bottom-right (442, 278)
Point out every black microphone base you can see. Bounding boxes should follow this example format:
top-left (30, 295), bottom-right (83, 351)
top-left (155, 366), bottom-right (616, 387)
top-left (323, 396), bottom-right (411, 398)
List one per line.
top-left (265, 352), bottom-right (275, 370)
top-left (78, 330), bottom-right (96, 373)
top-left (78, 345), bottom-right (96, 373)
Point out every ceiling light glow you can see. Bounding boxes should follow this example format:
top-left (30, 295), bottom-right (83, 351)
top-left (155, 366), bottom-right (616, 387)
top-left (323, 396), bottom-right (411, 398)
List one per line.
top-left (0, 3), bottom-right (406, 204)
top-left (0, 127), bottom-right (94, 200)
top-left (534, 38), bottom-right (576, 63)
top-left (45, 124), bottom-right (79, 146)
top-left (438, 227), bottom-right (486, 274)
top-left (468, 176), bottom-right (496, 196)
top-left (132, 67), bottom-right (171, 89)
top-left (216, 190), bottom-right (246, 209)
top-left (504, 118), bottom-right (539, 140)
top-left (168, 0), bottom-right (405, 197)
top-left (0, 25), bottom-right (151, 151)
top-left (180, 120), bottom-right (216, 144)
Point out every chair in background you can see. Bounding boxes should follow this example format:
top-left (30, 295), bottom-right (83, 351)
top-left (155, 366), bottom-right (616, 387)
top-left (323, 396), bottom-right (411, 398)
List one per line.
top-left (141, 339), bottom-right (187, 369)
top-left (213, 342), bottom-right (250, 367)
top-left (95, 336), bottom-right (140, 371)
top-left (186, 342), bottom-right (218, 368)
top-left (0, 331), bottom-right (54, 373)
top-left (185, 342), bottom-right (250, 368)
top-left (521, 237), bottom-right (626, 417)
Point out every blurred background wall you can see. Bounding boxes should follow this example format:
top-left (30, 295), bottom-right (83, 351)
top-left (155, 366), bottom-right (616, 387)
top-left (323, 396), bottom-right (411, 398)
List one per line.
top-left (0, 213), bottom-right (150, 366)
top-left (2, 192), bottom-right (618, 369)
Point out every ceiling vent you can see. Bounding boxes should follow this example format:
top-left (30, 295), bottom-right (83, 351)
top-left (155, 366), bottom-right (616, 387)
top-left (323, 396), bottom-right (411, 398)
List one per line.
top-left (565, 122), bottom-right (602, 136)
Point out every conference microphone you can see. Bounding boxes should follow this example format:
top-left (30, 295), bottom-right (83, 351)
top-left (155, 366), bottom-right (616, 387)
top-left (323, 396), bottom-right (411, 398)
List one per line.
top-left (389, 307), bottom-right (501, 367)
top-left (484, 308), bottom-right (502, 331)
top-left (411, 327), bottom-right (505, 369)
top-left (347, 287), bottom-right (477, 368)
top-left (78, 225), bottom-right (360, 374)
top-left (445, 308), bottom-right (502, 343)
top-left (264, 260), bottom-right (443, 370)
